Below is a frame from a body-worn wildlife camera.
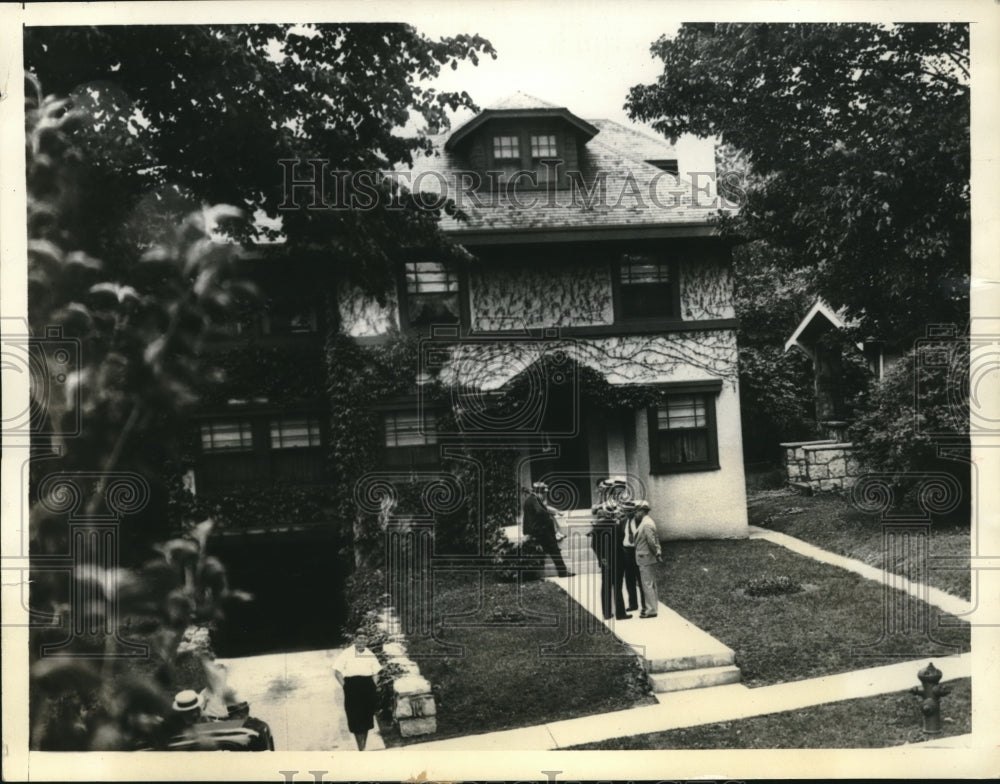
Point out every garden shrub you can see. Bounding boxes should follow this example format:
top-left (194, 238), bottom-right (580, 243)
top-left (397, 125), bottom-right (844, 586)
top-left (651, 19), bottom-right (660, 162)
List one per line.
top-left (849, 341), bottom-right (970, 521)
top-left (741, 575), bottom-right (802, 597)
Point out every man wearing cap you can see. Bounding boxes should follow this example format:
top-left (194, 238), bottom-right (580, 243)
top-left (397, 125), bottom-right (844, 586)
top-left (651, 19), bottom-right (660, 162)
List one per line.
top-left (633, 501), bottom-right (661, 618)
top-left (523, 482), bottom-right (573, 578)
top-left (590, 482), bottom-right (632, 620)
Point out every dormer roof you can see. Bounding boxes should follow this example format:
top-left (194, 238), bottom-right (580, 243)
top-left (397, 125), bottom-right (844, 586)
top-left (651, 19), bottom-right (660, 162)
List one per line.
top-left (444, 91), bottom-right (599, 151)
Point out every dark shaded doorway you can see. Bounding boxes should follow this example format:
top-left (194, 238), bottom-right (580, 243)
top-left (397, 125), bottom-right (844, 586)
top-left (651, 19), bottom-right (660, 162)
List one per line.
top-left (531, 379), bottom-right (591, 510)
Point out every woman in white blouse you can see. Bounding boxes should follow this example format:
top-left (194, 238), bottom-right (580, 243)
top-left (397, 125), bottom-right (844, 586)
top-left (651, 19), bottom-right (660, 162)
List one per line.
top-left (332, 632), bottom-right (382, 750)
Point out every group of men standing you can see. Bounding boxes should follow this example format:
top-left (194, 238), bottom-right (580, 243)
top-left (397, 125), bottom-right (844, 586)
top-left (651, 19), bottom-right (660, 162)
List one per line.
top-left (522, 479), bottom-right (662, 619)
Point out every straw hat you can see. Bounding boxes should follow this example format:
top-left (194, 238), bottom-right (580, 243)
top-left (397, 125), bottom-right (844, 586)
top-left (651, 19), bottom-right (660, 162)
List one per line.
top-left (172, 689), bottom-right (203, 713)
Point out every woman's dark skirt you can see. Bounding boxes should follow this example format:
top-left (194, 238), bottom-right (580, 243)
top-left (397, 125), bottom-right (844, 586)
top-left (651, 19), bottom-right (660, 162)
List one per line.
top-left (343, 676), bottom-right (377, 733)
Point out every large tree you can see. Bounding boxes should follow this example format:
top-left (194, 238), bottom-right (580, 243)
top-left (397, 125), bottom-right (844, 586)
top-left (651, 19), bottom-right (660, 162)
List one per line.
top-left (25, 24), bottom-right (495, 297)
top-left (628, 23), bottom-right (970, 343)
top-left (23, 24), bottom-right (494, 750)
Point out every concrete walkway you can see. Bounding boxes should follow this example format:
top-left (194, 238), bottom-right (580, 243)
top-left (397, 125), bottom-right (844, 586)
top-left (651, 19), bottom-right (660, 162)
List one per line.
top-left (219, 648), bottom-right (384, 752)
top-left (385, 652), bottom-right (972, 750)
top-left (748, 525), bottom-right (974, 618)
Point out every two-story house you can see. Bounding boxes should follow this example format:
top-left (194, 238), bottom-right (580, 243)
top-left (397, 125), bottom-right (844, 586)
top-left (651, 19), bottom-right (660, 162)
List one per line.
top-left (334, 93), bottom-right (749, 539)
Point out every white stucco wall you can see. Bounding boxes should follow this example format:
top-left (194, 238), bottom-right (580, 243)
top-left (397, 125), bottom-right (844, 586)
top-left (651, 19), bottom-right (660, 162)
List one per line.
top-left (633, 383), bottom-right (748, 540)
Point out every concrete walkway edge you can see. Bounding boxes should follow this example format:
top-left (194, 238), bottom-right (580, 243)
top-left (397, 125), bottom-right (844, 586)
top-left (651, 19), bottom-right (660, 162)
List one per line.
top-left (748, 525), bottom-right (973, 618)
top-left (387, 652), bottom-right (972, 750)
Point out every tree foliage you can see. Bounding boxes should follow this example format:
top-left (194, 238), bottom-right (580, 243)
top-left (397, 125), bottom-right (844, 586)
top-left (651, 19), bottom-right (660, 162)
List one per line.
top-left (24, 22), bottom-right (495, 751)
top-left (628, 23), bottom-right (969, 342)
top-left (26, 75), bottom-right (254, 750)
top-left (25, 24), bottom-right (496, 300)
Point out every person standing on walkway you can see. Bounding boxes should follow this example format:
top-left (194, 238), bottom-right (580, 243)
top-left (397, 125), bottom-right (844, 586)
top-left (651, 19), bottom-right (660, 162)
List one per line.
top-left (522, 482), bottom-right (573, 577)
top-left (589, 491), bottom-right (632, 620)
top-left (332, 632), bottom-right (382, 750)
top-left (633, 500), bottom-right (661, 618)
top-left (619, 501), bottom-right (645, 614)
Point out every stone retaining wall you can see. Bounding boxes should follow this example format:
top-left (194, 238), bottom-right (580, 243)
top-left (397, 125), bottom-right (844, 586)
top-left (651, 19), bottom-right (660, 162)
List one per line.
top-left (781, 439), bottom-right (864, 493)
top-left (375, 610), bottom-right (437, 738)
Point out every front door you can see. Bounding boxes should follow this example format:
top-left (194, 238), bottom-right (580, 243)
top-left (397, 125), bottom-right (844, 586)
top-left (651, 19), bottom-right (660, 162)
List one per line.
top-left (531, 381), bottom-right (591, 510)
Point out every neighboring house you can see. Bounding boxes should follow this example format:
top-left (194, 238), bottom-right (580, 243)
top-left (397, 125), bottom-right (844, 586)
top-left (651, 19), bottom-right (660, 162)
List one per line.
top-left (189, 92), bottom-right (748, 541)
top-left (781, 298), bottom-right (900, 493)
top-left (784, 298), bottom-right (902, 432)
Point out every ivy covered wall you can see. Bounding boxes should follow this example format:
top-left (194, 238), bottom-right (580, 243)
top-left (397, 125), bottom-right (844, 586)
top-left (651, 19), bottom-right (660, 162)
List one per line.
top-left (435, 331), bottom-right (738, 390)
top-left (334, 247), bottom-right (736, 338)
top-left (338, 283), bottom-right (399, 337)
top-left (680, 258), bottom-right (734, 320)
top-left (469, 260), bottom-right (614, 330)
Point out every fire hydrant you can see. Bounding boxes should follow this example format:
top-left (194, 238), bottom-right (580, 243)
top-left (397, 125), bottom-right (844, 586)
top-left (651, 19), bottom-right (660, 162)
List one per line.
top-left (910, 661), bottom-right (950, 734)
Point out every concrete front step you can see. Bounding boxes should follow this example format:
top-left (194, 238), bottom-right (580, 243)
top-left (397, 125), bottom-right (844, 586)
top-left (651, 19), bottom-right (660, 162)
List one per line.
top-left (629, 643), bottom-right (735, 673)
top-left (647, 664), bottom-right (742, 693)
top-left (514, 518), bottom-right (743, 696)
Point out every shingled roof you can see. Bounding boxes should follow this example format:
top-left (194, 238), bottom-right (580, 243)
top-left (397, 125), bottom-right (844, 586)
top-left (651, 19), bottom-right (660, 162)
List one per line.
top-left (403, 111), bottom-right (723, 238)
top-left (484, 91), bottom-right (561, 111)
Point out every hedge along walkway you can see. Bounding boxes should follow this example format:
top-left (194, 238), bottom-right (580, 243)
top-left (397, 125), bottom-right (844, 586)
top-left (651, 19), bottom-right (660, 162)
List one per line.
top-left (747, 525), bottom-right (974, 619)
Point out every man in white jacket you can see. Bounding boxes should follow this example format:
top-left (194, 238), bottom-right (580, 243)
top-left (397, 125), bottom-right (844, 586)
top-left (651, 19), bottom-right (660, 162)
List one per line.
top-left (632, 500), bottom-right (662, 618)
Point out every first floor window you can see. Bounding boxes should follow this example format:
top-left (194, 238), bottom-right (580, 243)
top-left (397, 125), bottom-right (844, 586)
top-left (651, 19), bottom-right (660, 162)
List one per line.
top-left (383, 410), bottom-right (439, 468)
top-left (265, 301), bottom-right (319, 334)
top-left (270, 416), bottom-right (321, 448)
top-left (648, 390), bottom-right (719, 473)
top-left (200, 420), bottom-right (253, 451)
top-left (384, 411), bottom-right (437, 447)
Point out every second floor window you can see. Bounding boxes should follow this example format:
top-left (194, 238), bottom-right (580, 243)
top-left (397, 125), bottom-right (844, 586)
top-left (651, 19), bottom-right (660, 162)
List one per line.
top-left (617, 255), bottom-right (678, 319)
top-left (404, 261), bottom-right (460, 327)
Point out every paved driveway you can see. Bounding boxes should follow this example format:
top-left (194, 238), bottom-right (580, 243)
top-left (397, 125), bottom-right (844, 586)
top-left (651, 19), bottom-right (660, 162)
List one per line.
top-left (220, 648), bottom-right (385, 751)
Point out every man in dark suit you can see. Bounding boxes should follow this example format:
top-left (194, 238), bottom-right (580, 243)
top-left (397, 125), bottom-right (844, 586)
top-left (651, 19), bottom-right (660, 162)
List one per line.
top-left (590, 481), bottom-right (633, 621)
top-left (522, 482), bottom-right (573, 578)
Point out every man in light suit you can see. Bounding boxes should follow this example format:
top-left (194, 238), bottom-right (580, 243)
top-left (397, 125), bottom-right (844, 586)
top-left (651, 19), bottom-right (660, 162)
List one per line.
top-left (632, 500), bottom-right (662, 618)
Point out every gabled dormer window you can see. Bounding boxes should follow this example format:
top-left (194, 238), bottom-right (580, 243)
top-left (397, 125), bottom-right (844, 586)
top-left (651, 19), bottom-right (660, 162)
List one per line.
top-left (492, 135), bottom-right (521, 184)
top-left (530, 135), bottom-right (557, 158)
top-left (489, 130), bottom-right (562, 190)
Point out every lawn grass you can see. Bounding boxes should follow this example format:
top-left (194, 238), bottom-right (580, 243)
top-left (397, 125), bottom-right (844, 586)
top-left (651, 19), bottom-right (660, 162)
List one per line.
top-left (747, 488), bottom-right (971, 600)
top-left (652, 538), bottom-right (970, 687)
top-left (571, 677), bottom-right (972, 749)
top-left (378, 571), bottom-right (656, 746)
